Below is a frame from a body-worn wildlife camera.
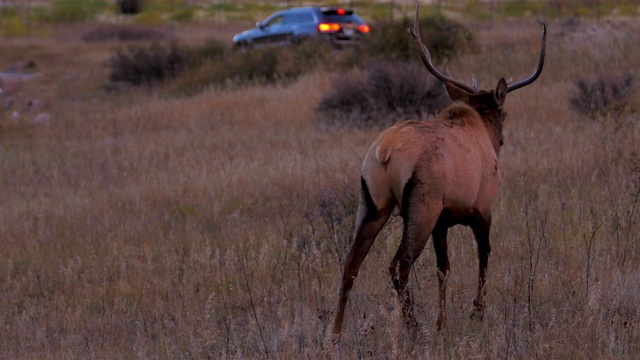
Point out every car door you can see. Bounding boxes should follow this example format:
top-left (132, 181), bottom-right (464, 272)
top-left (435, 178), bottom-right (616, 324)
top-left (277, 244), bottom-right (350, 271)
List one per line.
top-left (298, 13), bottom-right (317, 35)
top-left (270, 13), bottom-right (301, 46)
top-left (252, 14), bottom-right (285, 46)
top-left (287, 12), bottom-right (317, 42)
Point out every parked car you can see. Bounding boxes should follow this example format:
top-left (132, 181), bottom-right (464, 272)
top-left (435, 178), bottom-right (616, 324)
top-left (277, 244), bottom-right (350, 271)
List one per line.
top-left (232, 7), bottom-right (370, 48)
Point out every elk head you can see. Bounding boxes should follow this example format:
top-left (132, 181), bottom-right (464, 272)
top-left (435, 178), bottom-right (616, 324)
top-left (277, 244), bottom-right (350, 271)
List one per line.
top-left (332, 3), bottom-right (546, 343)
top-left (410, 4), bottom-right (546, 153)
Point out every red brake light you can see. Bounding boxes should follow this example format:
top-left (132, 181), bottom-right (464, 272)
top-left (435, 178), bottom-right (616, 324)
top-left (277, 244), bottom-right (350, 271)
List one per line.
top-left (358, 24), bottom-right (370, 33)
top-left (318, 23), bottom-right (341, 32)
top-left (337, 8), bottom-right (346, 15)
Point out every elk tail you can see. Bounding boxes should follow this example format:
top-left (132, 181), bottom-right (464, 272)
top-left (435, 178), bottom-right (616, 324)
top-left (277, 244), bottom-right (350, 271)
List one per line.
top-left (375, 143), bottom-right (392, 164)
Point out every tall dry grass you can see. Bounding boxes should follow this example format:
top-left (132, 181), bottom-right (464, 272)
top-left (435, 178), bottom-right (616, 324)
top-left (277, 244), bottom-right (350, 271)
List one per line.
top-left (0, 16), bottom-right (639, 359)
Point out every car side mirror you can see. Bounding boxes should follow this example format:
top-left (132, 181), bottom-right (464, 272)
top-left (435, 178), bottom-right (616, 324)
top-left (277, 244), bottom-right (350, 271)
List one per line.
top-left (257, 22), bottom-right (263, 29)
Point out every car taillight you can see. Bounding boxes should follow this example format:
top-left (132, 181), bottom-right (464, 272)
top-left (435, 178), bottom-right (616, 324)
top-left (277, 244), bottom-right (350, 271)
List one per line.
top-left (337, 8), bottom-right (346, 15)
top-left (358, 24), bottom-right (370, 33)
top-left (318, 23), bottom-right (341, 32)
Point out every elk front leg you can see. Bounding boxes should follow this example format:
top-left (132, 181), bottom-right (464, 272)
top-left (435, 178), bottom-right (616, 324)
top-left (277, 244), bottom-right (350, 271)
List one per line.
top-left (432, 224), bottom-right (449, 330)
top-left (470, 214), bottom-right (491, 320)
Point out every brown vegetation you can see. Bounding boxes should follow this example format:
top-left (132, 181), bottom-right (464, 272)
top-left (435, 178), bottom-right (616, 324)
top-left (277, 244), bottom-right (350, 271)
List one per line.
top-left (0, 12), bottom-right (640, 360)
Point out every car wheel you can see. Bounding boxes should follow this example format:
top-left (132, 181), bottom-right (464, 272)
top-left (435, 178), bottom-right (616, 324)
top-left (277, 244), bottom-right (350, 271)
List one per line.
top-left (288, 36), bottom-right (300, 46)
top-left (234, 41), bottom-right (251, 51)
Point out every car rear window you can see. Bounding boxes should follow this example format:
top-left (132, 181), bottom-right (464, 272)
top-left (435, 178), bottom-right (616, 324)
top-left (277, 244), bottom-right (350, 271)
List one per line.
top-left (322, 10), bottom-right (363, 24)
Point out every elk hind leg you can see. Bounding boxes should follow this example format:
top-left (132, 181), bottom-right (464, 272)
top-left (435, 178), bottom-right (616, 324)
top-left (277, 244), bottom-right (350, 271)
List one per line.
top-left (470, 214), bottom-right (491, 320)
top-left (389, 186), bottom-right (441, 333)
top-left (332, 177), bottom-right (392, 339)
top-left (431, 223), bottom-right (450, 329)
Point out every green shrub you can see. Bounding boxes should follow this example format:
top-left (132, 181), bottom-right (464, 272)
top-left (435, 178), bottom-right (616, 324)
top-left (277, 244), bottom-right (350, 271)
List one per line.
top-left (109, 42), bottom-right (190, 85)
top-left (500, 0), bottom-right (543, 16)
top-left (0, 6), bottom-right (18, 18)
top-left (170, 39), bottom-right (334, 94)
top-left (617, 2), bottom-right (640, 16)
top-left (47, 0), bottom-right (108, 23)
top-left (570, 73), bottom-right (636, 121)
top-left (364, 15), bottom-right (475, 62)
top-left (0, 16), bottom-right (28, 37)
top-left (170, 6), bottom-right (195, 23)
top-left (316, 60), bottom-right (451, 128)
top-left (461, 0), bottom-right (494, 20)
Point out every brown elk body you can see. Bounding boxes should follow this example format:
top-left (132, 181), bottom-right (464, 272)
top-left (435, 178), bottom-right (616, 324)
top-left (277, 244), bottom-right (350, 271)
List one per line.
top-left (332, 5), bottom-right (546, 340)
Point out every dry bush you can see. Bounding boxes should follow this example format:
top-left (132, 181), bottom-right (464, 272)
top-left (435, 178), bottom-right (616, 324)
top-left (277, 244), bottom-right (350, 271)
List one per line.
top-left (170, 47), bottom-right (280, 91)
top-left (109, 42), bottom-right (190, 85)
top-left (193, 38), bottom-right (227, 60)
top-left (317, 60), bottom-right (450, 128)
top-left (570, 72), bottom-right (636, 121)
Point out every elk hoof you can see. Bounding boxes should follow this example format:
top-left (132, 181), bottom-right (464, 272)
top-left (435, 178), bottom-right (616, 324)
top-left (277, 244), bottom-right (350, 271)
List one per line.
top-left (331, 333), bottom-right (342, 345)
top-left (470, 299), bottom-right (484, 320)
top-left (470, 308), bottom-right (484, 321)
top-left (410, 327), bottom-right (424, 342)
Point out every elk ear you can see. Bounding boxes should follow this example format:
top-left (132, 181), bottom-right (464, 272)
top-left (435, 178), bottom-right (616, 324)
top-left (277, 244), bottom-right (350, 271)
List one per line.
top-left (444, 81), bottom-right (471, 104)
top-left (494, 78), bottom-right (508, 106)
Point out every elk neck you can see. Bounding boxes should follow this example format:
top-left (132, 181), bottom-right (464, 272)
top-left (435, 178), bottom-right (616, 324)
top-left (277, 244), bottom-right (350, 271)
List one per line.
top-left (482, 108), bottom-right (505, 155)
top-left (468, 92), bottom-right (506, 156)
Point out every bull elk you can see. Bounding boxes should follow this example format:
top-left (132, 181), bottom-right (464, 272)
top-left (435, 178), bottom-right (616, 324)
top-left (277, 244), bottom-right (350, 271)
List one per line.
top-left (332, 4), bottom-right (546, 340)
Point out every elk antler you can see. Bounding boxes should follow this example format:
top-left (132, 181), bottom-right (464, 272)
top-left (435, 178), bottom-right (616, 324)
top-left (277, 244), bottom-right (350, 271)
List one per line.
top-left (410, 4), bottom-right (476, 94)
top-left (411, 3), bottom-right (547, 94)
top-left (506, 22), bottom-right (547, 93)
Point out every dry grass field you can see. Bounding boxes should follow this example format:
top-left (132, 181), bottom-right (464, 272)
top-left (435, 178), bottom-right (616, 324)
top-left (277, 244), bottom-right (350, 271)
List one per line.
top-left (1, 5), bottom-right (640, 359)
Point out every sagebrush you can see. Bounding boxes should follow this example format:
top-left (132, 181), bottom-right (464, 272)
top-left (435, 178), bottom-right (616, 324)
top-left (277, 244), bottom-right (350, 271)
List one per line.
top-left (317, 60), bottom-right (450, 128)
top-left (570, 72), bottom-right (636, 121)
top-left (109, 42), bottom-right (190, 85)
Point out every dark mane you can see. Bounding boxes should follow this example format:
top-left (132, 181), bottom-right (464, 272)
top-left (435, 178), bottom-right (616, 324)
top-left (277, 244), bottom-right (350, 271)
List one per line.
top-left (441, 103), bottom-right (478, 126)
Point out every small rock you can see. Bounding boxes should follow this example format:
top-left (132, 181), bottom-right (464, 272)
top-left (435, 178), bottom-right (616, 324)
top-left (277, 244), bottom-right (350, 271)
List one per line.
top-left (30, 113), bottom-right (51, 126)
top-left (3, 96), bottom-right (14, 110)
